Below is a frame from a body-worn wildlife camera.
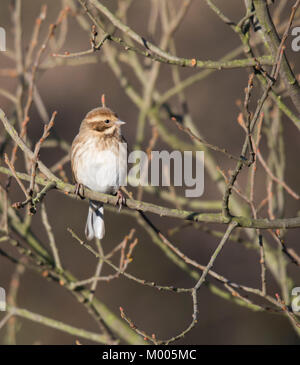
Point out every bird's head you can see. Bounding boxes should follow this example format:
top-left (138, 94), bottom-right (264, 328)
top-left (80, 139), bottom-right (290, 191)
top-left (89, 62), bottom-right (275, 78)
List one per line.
top-left (81, 107), bottom-right (125, 136)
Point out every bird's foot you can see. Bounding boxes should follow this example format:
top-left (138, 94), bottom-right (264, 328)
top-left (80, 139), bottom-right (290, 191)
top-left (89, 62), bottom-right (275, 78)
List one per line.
top-left (74, 183), bottom-right (85, 199)
top-left (115, 189), bottom-right (126, 212)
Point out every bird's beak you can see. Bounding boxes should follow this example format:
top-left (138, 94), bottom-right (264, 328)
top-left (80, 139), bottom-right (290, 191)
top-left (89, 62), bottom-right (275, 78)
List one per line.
top-left (116, 120), bottom-right (126, 126)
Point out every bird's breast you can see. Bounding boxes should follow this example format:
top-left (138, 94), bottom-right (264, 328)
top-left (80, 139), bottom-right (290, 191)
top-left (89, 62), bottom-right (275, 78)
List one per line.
top-left (72, 136), bottom-right (127, 194)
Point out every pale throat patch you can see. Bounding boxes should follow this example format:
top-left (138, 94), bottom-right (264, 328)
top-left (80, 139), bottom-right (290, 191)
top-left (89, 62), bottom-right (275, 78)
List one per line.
top-left (104, 125), bottom-right (119, 136)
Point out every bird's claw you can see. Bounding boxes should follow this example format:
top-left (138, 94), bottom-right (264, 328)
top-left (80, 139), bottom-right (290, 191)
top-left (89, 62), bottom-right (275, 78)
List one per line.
top-left (75, 183), bottom-right (85, 199)
top-left (115, 189), bottom-right (126, 212)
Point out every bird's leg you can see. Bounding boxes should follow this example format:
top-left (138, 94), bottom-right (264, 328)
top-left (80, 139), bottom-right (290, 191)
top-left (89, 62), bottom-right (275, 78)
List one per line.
top-left (74, 183), bottom-right (85, 199)
top-left (115, 189), bottom-right (126, 212)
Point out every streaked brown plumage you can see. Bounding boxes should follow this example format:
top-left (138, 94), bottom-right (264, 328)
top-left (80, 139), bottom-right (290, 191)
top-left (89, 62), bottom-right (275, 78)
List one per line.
top-left (71, 106), bottom-right (127, 240)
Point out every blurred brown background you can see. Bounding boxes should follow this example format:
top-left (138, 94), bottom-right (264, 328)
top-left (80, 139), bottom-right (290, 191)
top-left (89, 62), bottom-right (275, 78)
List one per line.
top-left (0, 0), bottom-right (300, 344)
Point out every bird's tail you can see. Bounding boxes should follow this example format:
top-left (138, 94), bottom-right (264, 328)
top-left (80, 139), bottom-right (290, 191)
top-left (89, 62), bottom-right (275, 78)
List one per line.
top-left (85, 200), bottom-right (105, 240)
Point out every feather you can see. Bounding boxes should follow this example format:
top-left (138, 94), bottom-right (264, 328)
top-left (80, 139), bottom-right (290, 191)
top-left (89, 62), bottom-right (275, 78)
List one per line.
top-left (85, 200), bottom-right (105, 240)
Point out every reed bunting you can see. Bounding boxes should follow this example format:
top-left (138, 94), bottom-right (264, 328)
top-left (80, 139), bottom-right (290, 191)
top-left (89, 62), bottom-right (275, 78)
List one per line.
top-left (71, 106), bottom-right (127, 240)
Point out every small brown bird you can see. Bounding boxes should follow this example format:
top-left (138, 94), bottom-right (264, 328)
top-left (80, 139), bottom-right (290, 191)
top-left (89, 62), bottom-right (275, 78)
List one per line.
top-left (71, 106), bottom-right (127, 240)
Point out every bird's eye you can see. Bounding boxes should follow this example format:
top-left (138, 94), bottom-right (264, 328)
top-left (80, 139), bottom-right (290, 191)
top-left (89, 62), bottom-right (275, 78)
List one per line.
top-left (104, 119), bottom-right (110, 124)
